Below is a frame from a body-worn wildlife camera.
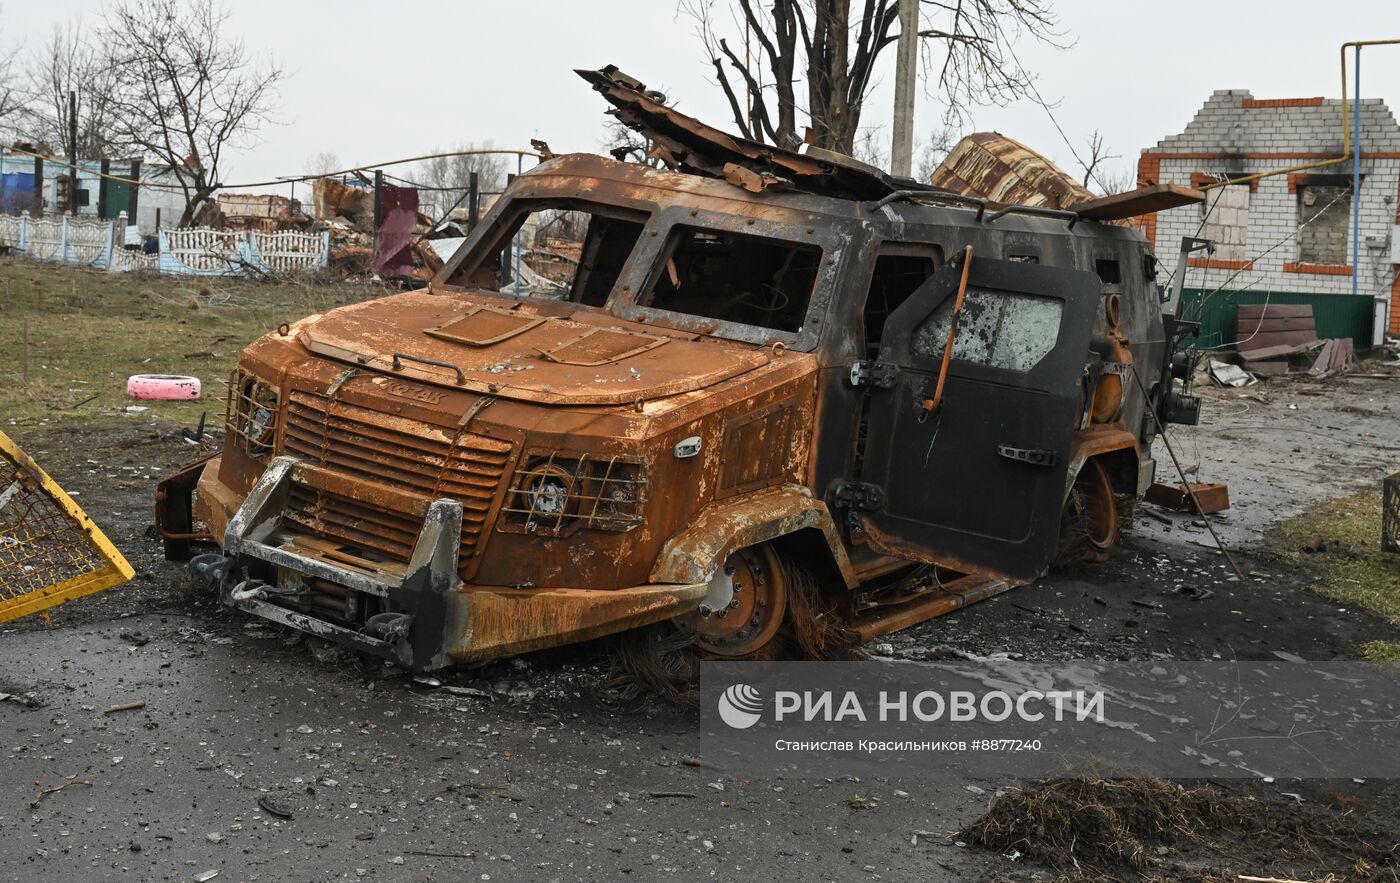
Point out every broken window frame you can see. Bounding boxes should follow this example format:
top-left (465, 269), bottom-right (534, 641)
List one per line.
top-left (859, 241), bottom-right (944, 359)
top-left (615, 205), bottom-right (841, 351)
top-left (1199, 182), bottom-right (1251, 262)
top-left (1294, 177), bottom-right (1354, 266)
top-left (439, 197), bottom-right (650, 305)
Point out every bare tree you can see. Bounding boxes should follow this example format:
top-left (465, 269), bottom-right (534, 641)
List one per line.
top-left (413, 143), bottom-right (508, 219)
top-left (1080, 128), bottom-right (1119, 189)
top-left (0, 34), bottom-right (24, 137)
top-left (1093, 163), bottom-right (1136, 197)
top-left (101, 0), bottom-right (284, 226)
top-left (305, 151), bottom-right (341, 176)
top-left (914, 123), bottom-right (956, 181)
top-left (22, 22), bottom-right (120, 160)
top-left (681, 0), bottom-right (1064, 155)
top-left (852, 125), bottom-right (887, 169)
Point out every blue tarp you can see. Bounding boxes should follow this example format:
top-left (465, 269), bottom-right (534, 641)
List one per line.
top-left (1, 173), bottom-right (35, 213)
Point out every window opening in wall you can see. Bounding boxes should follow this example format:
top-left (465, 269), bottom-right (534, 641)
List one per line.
top-left (1296, 180), bottom-right (1352, 265)
top-left (1201, 183), bottom-right (1250, 261)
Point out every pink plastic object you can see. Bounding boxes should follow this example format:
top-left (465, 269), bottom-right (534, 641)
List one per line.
top-left (127, 374), bottom-right (202, 401)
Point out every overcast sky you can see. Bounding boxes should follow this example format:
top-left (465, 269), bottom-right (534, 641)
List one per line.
top-left (8, 0), bottom-right (1400, 193)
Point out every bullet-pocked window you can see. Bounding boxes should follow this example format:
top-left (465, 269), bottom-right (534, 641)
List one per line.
top-left (640, 226), bottom-right (823, 333)
top-left (914, 290), bottom-right (1063, 372)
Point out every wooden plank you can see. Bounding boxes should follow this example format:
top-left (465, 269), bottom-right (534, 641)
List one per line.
top-left (1072, 184), bottom-right (1205, 221)
top-left (1237, 304), bottom-right (1315, 320)
top-left (1235, 317), bottom-right (1319, 335)
top-left (1244, 330), bottom-right (1321, 350)
top-left (1334, 338), bottom-right (1354, 369)
top-left (1238, 342), bottom-right (1312, 361)
top-left (1245, 360), bottom-right (1292, 376)
top-left (1307, 339), bottom-right (1337, 376)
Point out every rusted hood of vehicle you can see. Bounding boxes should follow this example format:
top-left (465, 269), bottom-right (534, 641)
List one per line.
top-left (296, 289), bottom-right (770, 405)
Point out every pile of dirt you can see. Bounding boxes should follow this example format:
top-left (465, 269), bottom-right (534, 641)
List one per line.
top-left (959, 777), bottom-right (1400, 881)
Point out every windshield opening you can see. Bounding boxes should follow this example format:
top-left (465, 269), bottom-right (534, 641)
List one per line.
top-left (448, 200), bottom-right (646, 304)
top-left (639, 226), bottom-right (822, 333)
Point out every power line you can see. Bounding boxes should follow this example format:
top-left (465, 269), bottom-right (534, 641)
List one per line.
top-left (1189, 186), bottom-right (1354, 318)
top-left (988, 14), bottom-right (1108, 195)
top-left (0, 144), bottom-right (540, 194)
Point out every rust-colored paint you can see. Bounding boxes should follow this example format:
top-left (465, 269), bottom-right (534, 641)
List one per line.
top-left (851, 575), bottom-right (1013, 641)
top-left (931, 133), bottom-right (1098, 209)
top-left (172, 70), bottom-right (1188, 667)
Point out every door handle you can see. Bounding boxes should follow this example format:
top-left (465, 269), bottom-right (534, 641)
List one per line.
top-left (922, 244), bottom-right (974, 414)
top-left (997, 445), bottom-right (1059, 467)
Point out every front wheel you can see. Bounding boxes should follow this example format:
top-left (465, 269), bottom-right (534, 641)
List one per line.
top-left (683, 542), bottom-right (851, 660)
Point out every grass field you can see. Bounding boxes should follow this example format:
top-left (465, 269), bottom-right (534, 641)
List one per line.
top-left (1273, 487), bottom-right (1400, 660)
top-left (0, 258), bottom-right (385, 428)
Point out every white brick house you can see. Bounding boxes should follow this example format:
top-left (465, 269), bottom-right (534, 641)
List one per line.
top-left (1138, 90), bottom-right (1400, 345)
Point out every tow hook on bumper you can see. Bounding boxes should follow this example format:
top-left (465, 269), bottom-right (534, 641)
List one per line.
top-left (195, 456), bottom-right (463, 673)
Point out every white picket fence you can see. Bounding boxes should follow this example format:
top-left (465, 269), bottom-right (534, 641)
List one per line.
top-left (0, 211), bottom-right (328, 275)
top-left (158, 227), bottom-right (330, 276)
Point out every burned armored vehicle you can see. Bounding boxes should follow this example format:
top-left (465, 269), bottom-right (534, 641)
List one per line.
top-left (159, 67), bottom-right (1203, 671)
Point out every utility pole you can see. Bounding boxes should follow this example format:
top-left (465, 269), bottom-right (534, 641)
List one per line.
top-left (890, 0), bottom-right (918, 177)
top-left (372, 169), bottom-right (383, 260)
top-left (467, 171), bottom-right (480, 230)
top-left (67, 91), bottom-right (78, 214)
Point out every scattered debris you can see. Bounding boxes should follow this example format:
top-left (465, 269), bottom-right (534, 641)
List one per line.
top-left (256, 796), bottom-right (294, 820)
top-left (0, 690), bottom-right (44, 709)
top-left (126, 374), bottom-right (202, 401)
top-left (30, 778), bottom-right (92, 809)
top-left (959, 777), bottom-right (1400, 880)
top-left (1308, 337), bottom-right (1355, 377)
top-left (1208, 359), bottom-right (1255, 388)
top-left (0, 430), bottom-right (135, 625)
top-left (1145, 482), bottom-right (1230, 515)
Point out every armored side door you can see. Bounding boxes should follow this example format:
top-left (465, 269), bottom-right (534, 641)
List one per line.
top-left (852, 253), bottom-right (1099, 583)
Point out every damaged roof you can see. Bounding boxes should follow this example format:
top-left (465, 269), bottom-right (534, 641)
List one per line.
top-left (578, 65), bottom-right (937, 201)
top-left (580, 65), bottom-right (1204, 223)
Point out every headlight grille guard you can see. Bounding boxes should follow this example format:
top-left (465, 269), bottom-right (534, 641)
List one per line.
top-left (498, 450), bottom-right (648, 537)
top-left (225, 368), bottom-right (280, 459)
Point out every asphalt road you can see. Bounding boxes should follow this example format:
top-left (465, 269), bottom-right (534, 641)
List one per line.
top-left (3, 373), bottom-right (1399, 882)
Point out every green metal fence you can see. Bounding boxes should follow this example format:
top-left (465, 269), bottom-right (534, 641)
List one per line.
top-left (1179, 288), bottom-right (1376, 350)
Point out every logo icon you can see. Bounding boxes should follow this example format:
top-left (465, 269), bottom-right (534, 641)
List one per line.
top-left (717, 683), bottom-right (764, 729)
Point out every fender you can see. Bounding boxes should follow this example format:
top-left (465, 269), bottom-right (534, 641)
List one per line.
top-left (650, 484), bottom-right (858, 588)
top-left (1064, 426), bottom-right (1141, 501)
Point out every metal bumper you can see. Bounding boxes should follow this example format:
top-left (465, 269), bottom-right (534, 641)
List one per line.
top-left (203, 456), bottom-right (706, 672)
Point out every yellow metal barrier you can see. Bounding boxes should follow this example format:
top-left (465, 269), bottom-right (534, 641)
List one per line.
top-left (0, 430), bottom-right (134, 623)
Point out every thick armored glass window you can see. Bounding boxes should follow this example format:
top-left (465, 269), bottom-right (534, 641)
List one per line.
top-left (913, 290), bottom-right (1062, 371)
top-left (641, 227), bottom-right (822, 333)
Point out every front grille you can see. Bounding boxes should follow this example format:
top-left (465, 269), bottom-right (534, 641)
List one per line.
top-left (280, 389), bottom-right (513, 578)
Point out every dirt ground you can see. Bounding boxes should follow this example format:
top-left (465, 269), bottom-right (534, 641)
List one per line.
top-left (3, 355), bottom-right (1400, 879)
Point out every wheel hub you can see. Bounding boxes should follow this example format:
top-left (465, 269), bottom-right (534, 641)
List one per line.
top-left (690, 547), bottom-right (786, 657)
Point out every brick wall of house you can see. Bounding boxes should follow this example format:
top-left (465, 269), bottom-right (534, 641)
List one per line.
top-left (1139, 90), bottom-right (1400, 339)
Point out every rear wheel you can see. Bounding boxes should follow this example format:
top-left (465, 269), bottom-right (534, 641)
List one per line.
top-left (1056, 459), bottom-right (1119, 563)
